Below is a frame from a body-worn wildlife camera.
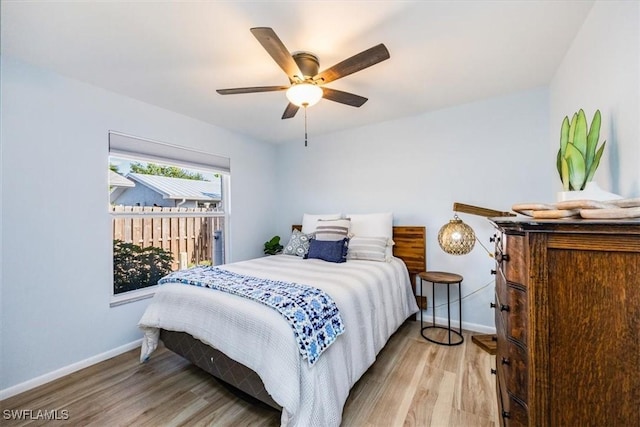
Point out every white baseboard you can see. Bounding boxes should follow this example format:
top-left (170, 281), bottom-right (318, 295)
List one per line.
top-left (0, 339), bottom-right (142, 401)
top-left (417, 313), bottom-right (496, 335)
top-left (459, 319), bottom-right (496, 335)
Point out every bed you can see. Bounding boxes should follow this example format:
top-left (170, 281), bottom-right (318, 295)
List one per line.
top-left (138, 225), bottom-right (425, 426)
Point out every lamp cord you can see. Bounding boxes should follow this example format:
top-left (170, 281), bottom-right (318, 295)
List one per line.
top-left (475, 236), bottom-right (494, 258)
top-left (430, 278), bottom-right (494, 309)
top-left (453, 211), bottom-right (494, 258)
top-left (304, 105), bottom-right (308, 147)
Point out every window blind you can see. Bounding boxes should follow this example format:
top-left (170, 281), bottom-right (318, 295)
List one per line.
top-left (108, 131), bottom-right (230, 174)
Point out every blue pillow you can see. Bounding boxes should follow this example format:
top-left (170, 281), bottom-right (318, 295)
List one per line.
top-left (305, 238), bottom-right (349, 263)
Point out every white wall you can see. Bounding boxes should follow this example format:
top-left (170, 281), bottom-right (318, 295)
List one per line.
top-left (0, 56), bottom-right (278, 391)
top-left (276, 88), bottom-right (552, 332)
top-left (550, 0), bottom-right (640, 197)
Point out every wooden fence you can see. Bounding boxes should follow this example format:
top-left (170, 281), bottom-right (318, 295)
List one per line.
top-left (111, 206), bottom-right (224, 270)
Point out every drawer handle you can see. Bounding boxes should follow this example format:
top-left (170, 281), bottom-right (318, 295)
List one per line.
top-left (490, 368), bottom-right (497, 375)
top-left (501, 357), bottom-right (510, 366)
top-left (489, 235), bottom-right (497, 243)
top-left (500, 304), bottom-right (510, 312)
top-left (490, 302), bottom-right (496, 309)
top-left (495, 252), bottom-right (510, 263)
top-left (502, 411), bottom-right (511, 419)
top-left (490, 269), bottom-right (497, 275)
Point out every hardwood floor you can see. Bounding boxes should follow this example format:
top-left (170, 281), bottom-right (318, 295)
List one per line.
top-left (1, 322), bottom-right (498, 426)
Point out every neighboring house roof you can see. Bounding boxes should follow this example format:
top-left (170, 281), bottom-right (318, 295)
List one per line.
top-left (109, 170), bottom-right (135, 188)
top-left (127, 173), bottom-right (221, 201)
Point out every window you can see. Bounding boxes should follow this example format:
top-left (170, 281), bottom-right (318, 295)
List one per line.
top-left (108, 131), bottom-right (230, 305)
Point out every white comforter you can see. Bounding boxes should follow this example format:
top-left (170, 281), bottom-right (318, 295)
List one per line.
top-left (138, 254), bottom-right (418, 426)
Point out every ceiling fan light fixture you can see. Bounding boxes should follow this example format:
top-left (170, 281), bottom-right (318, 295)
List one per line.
top-left (286, 83), bottom-right (323, 108)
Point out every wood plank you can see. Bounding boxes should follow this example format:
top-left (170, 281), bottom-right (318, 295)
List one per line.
top-left (0, 323), bottom-right (498, 427)
top-left (453, 203), bottom-right (515, 218)
top-left (471, 334), bottom-right (497, 355)
top-left (178, 216), bottom-right (187, 260)
top-left (403, 365), bottom-right (444, 427)
top-left (170, 215), bottom-right (179, 270)
top-left (392, 226), bottom-right (426, 277)
top-left (151, 207), bottom-right (162, 248)
top-left (186, 214), bottom-right (194, 265)
top-left (547, 248), bottom-right (640, 425)
top-left (547, 232), bottom-right (640, 252)
top-left (161, 216), bottom-right (170, 252)
top-left (364, 342), bottom-right (428, 425)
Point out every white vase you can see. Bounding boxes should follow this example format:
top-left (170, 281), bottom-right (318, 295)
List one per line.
top-left (556, 182), bottom-right (623, 202)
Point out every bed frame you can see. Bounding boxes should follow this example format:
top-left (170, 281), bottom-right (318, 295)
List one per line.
top-left (160, 225), bottom-right (426, 410)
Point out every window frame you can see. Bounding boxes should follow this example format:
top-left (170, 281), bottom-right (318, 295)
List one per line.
top-left (108, 131), bottom-right (230, 306)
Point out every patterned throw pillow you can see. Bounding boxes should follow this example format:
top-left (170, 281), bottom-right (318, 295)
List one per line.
top-left (315, 218), bottom-right (351, 241)
top-left (347, 236), bottom-right (391, 262)
top-left (282, 230), bottom-right (314, 257)
top-left (305, 238), bottom-right (349, 263)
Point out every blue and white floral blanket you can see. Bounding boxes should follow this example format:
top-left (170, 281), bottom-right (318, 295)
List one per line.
top-left (158, 266), bottom-right (344, 365)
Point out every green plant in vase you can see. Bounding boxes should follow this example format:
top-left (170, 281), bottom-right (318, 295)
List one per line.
top-left (263, 235), bottom-right (283, 255)
top-left (556, 109), bottom-right (606, 191)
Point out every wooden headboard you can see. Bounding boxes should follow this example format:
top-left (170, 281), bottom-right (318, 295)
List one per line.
top-left (291, 225), bottom-right (426, 278)
top-left (390, 226), bottom-right (427, 278)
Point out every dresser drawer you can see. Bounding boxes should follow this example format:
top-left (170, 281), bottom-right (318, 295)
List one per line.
top-left (506, 285), bottom-right (528, 346)
top-left (501, 234), bottom-right (526, 284)
top-left (497, 371), bottom-right (529, 427)
top-left (497, 339), bottom-right (528, 404)
top-left (503, 394), bottom-right (529, 427)
top-left (495, 284), bottom-right (528, 347)
top-left (497, 373), bottom-right (507, 427)
top-left (495, 291), bottom-right (506, 340)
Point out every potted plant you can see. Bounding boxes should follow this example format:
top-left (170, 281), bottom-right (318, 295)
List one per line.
top-left (556, 109), bottom-right (619, 201)
top-left (557, 109), bottom-right (606, 191)
top-left (263, 235), bottom-right (283, 255)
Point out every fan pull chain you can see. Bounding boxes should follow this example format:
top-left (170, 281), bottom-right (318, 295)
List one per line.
top-left (304, 106), bottom-right (308, 147)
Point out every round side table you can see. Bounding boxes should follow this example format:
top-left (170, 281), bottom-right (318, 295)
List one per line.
top-left (419, 271), bottom-right (464, 346)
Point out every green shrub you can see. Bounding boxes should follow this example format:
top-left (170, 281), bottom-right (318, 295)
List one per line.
top-left (113, 240), bottom-right (174, 294)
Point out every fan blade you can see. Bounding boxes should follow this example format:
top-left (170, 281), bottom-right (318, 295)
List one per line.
top-left (314, 43), bottom-right (390, 85)
top-left (250, 27), bottom-right (302, 80)
top-left (282, 103), bottom-right (299, 119)
top-left (322, 88), bottom-right (368, 107)
top-left (216, 86), bottom-right (289, 95)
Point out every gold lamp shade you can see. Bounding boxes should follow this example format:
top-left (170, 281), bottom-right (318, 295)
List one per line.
top-left (438, 215), bottom-right (476, 255)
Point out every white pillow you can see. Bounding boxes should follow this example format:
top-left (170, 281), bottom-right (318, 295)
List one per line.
top-left (347, 212), bottom-right (394, 259)
top-left (347, 212), bottom-right (393, 238)
top-left (301, 213), bottom-right (341, 233)
top-left (347, 236), bottom-right (392, 262)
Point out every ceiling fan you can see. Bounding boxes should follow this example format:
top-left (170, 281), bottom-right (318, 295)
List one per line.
top-left (216, 27), bottom-right (390, 120)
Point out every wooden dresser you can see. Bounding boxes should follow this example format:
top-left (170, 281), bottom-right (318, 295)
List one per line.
top-left (490, 218), bottom-right (640, 427)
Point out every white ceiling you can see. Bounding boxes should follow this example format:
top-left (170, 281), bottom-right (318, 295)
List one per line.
top-left (2, 1), bottom-right (594, 144)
